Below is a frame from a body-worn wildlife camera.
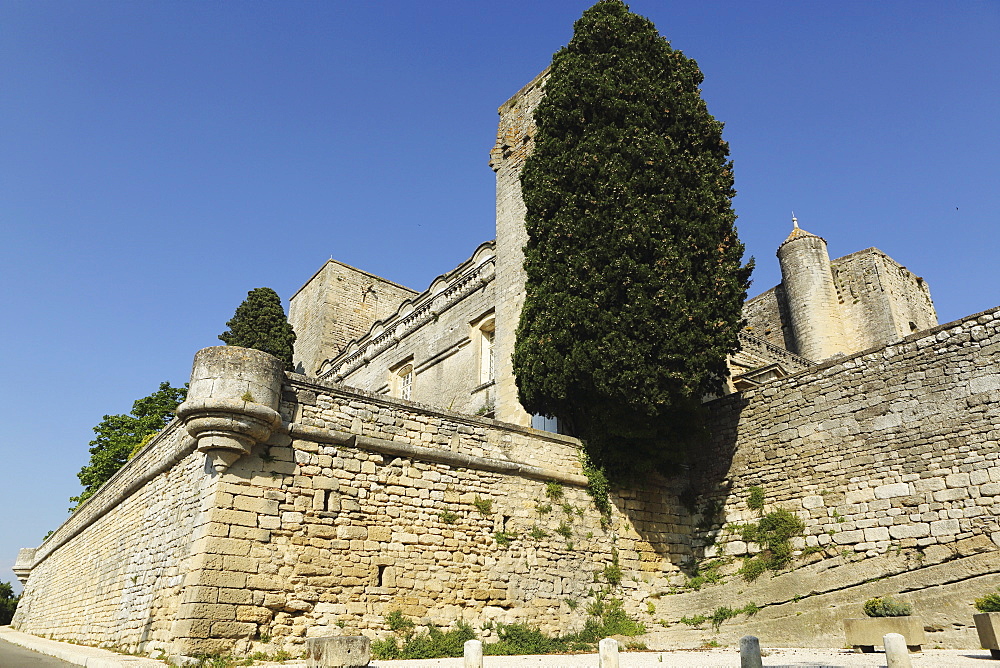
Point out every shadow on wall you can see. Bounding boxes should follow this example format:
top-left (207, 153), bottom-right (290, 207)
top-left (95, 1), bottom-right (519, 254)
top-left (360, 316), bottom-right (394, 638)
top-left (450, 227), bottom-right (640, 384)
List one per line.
top-left (618, 394), bottom-right (745, 577)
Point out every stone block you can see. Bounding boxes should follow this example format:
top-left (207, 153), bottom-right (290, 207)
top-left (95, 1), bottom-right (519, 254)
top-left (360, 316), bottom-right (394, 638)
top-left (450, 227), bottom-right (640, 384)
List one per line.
top-left (210, 620), bottom-right (258, 638)
top-left (863, 526), bottom-right (890, 542)
top-left (802, 495), bottom-right (825, 509)
top-left (945, 472), bottom-right (971, 488)
top-left (888, 524), bottom-right (930, 539)
top-left (337, 525), bottom-right (368, 540)
top-left (843, 616), bottom-right (924, 650)
top-left (305, 635), bottom-right (371, 667)
top-left (874, 483), bottom-right (910, 499)
top-left (930, 519), bottom-right (960, 536)
top-left (933, 488), bottom-right (968, 502)
top-left (833, 529), bottom-right (864, 544)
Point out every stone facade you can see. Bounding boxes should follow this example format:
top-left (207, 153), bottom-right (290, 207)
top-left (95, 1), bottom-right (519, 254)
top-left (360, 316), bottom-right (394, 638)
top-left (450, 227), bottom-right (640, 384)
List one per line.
top-left (10, 69), bottom-right (998, 659)
top-left (289, 259), bottom-right (418, 378)
top-left (745, 221), bottom-right (937, 363)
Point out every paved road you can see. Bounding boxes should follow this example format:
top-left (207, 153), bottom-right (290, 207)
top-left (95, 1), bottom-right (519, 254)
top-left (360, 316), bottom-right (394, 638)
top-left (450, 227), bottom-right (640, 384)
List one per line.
top-left (0, 637), bottom-right (73, 667)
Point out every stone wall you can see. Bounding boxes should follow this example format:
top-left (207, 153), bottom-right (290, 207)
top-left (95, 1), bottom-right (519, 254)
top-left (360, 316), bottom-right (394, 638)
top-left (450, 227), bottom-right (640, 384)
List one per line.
top-left (289, 259), bottom-right (418, 377)
top-left (322, 242), bottom-right (497, 417)
top-left (489, 71), bottom-right (547, 427)
top-left (12, 421), bottom-right (211, 656)
top-left (833, 248), bottom-right (938, 354)
top-left (652, 305), bottom-right (1000, 648)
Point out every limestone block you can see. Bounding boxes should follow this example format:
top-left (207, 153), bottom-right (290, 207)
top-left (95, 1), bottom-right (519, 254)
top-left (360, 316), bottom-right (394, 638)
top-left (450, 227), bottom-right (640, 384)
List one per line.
top-left (933, 488), bottom-right (969, 502)
top-left (305, 635), bottom-right (371, 668)
top-left (945, 472), bottom-right (971, 488)
top-left (930, 519), bottom-right (960, 536)
top-left (913, 478), bottom-right (946, 493)
top-left (874, 483), bottom-right (911, 499)
top-left (846, 488), bottom-right (875, 504)
top-left (863, 527), bottom-right (890, 542)
top-left (889, 524), bottom-right (930, 539)
top-left (337, 526), bottom-right (368, 540)
top-left (833, 530), bottom-right (864, 544)
top-left (802, 495), bottom-right (825, 509)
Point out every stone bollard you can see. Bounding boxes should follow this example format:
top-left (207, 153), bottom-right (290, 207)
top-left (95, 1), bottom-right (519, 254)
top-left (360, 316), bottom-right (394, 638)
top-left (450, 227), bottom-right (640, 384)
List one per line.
top-left (599, 637), bottom-right (619, 668)
top-left (884, 632), bottom-right (912, 668)
top-left (740, 635), bottom-right (763, 668)
top-left (176, 346), bottom-right (284, 473)
top-left (305, 635), bottom-right (371, 667)
top-left (464, 639), bottom-right (483, 668)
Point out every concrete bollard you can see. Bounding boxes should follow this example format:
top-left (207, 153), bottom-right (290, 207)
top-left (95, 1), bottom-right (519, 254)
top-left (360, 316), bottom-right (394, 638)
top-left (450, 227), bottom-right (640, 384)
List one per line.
top-left (740, 635), bottom-right (763, 668)
top-left (884, 632), bottom-right (912, 668)
top-left (599, 637), bottom-right (619, 668)
top-left (464, 639), bottom-right (483, 668)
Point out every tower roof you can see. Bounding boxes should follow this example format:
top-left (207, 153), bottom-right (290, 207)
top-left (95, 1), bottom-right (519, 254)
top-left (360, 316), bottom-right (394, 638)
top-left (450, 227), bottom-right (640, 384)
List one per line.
top-left (778, 213), bottom-right (825, 251)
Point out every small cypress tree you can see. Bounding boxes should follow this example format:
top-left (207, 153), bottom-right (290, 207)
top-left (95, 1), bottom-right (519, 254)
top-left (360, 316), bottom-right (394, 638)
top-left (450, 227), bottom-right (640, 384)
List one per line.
top-left (219, 287), bottom-right (296, 370)
top-left (513, 0), bottom-right (752, 475)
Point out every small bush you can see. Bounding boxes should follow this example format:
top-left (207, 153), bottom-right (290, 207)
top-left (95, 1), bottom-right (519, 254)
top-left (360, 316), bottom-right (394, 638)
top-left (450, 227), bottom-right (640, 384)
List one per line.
top-left (863, 596), bottom-right (912, 617)
top-left (556, 521), bottom-right (572, 539)
top-left (472, 497), bottom-right (493, 515)
top-left (976, 593), bottom-right (1000, 613)
top-left (545, 482), bottom-right (564, 500)
top-left (603, 550), bottom-right (622, 587)
top-left (535, 502), bottom-right (552, 515)
top-left (438, 510), bottom-right (458, 524)
top-left (372, 620), bottom-right (476, 660)
top-left (529, 525), bottom-right (548, 540)
top-left (494, 531), bottom-right (517, 547)
top-left (386, 609), bottom-right (414, 632)
top-left (679, 613), bottom-right (708, 627)
top-left (748, 485), bottom-right (765, 512)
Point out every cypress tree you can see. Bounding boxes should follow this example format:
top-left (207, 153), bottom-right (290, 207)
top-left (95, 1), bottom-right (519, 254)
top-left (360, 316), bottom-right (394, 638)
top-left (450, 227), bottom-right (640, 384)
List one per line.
top-left (513, 0), bottom-right (752, 475)
top-left (219, 287), bottom-right (296, 370)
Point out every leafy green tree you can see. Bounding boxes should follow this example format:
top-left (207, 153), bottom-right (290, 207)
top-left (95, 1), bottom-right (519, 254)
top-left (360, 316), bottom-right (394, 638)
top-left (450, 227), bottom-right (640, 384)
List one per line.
top-left (218, 287), bottom-right (296, 370)
top-left (0, 581), bottom-right (18, 625)
top-left (70, 382), bottom-right (187, 508)
top-left (513, 0), bottom-right (752, 475)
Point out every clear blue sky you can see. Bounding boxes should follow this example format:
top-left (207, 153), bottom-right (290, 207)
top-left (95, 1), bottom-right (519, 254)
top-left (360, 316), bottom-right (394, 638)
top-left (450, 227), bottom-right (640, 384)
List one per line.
top-left (2, 0), bottom-right (998, 590)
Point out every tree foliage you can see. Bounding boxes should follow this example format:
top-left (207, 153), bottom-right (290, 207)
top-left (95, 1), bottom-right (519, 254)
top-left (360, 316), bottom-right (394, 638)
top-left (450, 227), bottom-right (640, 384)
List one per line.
top-left (70, 382), bottom-right (187, 508)
top-left (513, 0), bottom-right (752, 475)
top-left (0, 581), bottom-right (19, 625)
top-left (218, 287), bottom-right (296, 370)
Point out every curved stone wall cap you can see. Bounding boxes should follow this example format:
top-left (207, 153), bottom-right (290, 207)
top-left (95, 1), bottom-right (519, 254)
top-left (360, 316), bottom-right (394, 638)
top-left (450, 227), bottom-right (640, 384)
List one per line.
top-left (777, 220), bottom-right (826, 252)
top-left (176, 397), bottom-right (282, 427)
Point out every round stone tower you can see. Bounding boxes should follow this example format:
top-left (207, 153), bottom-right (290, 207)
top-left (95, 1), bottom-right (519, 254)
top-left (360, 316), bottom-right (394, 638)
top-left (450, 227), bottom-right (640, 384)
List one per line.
top-left (776, 216), bottom-right (845, 361)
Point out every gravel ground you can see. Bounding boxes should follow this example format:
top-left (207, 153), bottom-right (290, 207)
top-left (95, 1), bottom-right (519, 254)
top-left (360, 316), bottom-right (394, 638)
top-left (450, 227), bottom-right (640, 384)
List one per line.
top-left (370, 647), bottom-right (999, 667)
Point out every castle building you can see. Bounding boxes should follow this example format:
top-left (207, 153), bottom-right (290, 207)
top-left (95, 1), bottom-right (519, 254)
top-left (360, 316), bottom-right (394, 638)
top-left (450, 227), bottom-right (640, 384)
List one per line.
top-left (13, 71), bottom-right (995, 660)
top-left (288, 75), bottom-right (937, 421)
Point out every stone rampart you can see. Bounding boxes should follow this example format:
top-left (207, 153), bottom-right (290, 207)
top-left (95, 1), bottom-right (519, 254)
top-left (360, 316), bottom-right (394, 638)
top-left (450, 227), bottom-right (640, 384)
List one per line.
top-left (653, 305), bottom-right (1000, 648)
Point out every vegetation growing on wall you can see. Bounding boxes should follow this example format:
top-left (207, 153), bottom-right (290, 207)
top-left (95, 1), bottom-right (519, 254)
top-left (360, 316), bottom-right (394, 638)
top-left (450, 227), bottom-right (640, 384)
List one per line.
top-left (70, 381), bottom-right (187, 508)
top-left (513, 0), bottom-right (752, 477)
top-left (219, 287), bottom-right (297, 370)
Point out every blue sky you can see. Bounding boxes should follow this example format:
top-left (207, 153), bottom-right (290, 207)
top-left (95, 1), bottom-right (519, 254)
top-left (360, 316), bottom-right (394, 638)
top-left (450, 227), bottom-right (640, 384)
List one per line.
top-left (1, 0), bottom-right (998, 590)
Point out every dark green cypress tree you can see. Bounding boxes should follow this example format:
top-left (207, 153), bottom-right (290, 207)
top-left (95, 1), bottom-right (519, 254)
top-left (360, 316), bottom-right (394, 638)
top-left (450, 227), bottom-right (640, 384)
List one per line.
top-left (219, 287), bottom-right (296, 370)
top-left (513, 0), bottom-right (752, 475)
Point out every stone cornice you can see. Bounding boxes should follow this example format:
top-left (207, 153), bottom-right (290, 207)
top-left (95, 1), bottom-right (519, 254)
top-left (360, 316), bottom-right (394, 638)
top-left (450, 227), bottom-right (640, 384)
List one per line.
top-left (318, 241), bottom-right (496, 382)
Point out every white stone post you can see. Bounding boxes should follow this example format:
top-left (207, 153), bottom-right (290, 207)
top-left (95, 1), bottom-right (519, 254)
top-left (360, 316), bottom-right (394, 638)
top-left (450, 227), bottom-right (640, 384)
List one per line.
top-left (884, 633), bottom-right (912, 668)
top-left (599, 637), bottom-right (619, 668)
top-left (740, 635), bottom-right (763, 668)
top-left (464, 639), bottom-right (483, 668)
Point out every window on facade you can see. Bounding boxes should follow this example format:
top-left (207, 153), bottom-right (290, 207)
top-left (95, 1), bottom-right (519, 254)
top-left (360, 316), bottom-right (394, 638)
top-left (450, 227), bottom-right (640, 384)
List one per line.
top-left (390, 359), bottom-right (414, 400)
top-left (531, 414), bottom-right (559, 433)
top-left (479, 319), bottom-right (496, 384)
top-left (399, 365), bottom-right (413, 400)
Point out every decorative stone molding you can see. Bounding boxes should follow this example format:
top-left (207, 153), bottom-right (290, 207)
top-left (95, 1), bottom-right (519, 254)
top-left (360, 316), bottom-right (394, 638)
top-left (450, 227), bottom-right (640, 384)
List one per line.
top-left (176, 346), bottom-right (284, 472)
top-left (318, 242), bottom-right (495, 382)
top-left (13, 548), bottom-right (35, 585)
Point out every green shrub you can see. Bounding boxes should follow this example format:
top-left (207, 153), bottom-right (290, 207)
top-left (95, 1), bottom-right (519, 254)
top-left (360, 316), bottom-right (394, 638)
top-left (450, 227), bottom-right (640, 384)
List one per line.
top-left (545, 482), bottom-right (564, 500)
top-left (976, 593), bottom-right (1000, 613)
top-left (472, 497), bottom-right (493, 515)
top-left (748, 486), bottom-right (765, 512)
top-left (372, 620), bottom-right (476, 660)
top-left (494, 531), bottom-right (517, 547)
top-left (862, 596), bottom-right (912, 617)
top-left (603, 551), bottom-right (623, 587)
top-left (385, 609), bottom-right (414, 633)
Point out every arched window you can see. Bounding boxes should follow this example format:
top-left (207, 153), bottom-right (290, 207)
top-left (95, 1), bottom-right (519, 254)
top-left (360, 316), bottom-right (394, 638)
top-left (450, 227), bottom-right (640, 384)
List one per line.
top-left (479, 318), bottom-right (496, 385)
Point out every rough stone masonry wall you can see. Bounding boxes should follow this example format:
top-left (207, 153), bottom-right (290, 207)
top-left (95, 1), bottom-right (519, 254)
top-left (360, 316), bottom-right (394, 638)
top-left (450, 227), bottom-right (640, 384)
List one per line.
top-left (650, 305), bottom-right (1000, 649)
top-left (187, 374), bottom-right (690, 655)
top-left (12, 421), bottom-right (212, 656)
